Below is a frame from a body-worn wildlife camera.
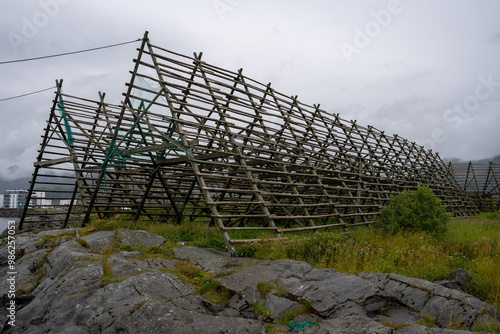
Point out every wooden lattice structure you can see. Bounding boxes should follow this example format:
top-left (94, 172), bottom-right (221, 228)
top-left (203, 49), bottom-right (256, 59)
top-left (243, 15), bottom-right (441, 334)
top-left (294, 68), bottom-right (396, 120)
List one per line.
top-left (18, 80), bottom-right (124, 229)
top-left (20, 32), bottom-right (478, 255)
top-left (450, 162), bottom-right (500, 212)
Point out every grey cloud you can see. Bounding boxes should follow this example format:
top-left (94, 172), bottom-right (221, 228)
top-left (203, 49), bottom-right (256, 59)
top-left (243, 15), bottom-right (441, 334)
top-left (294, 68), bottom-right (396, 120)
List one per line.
top-left (487, 32), bottom-right (500, 45)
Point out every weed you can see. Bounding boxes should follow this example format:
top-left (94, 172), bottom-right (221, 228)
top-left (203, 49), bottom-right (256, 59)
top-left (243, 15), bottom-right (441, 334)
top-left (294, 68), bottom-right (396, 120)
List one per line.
top-left (118, 243), bottom-right (136, 252)
top-left (75, 238), bottom-right (90, 249)
top-left (250, 301), bottom-right (271, 317)
top-left (265, 324), bottom-right (288, 333)
top-left (148, 245), bottom-right (163, 254)
top-left (173, 261), bottom-right (232, 306)
top-left (257, 281), bottom-right (274, 298)
top-left (68, 286), bottom-right (88, 297)
top-left (276, 301), bottom-right (314, 325)
top-left (379, 319), bottom-right (409, 330)
top-left (273, 284), bottom-right (290, 299)
top-left (473, 318), bottom-right (500, 333)
top-left (416, 314), bottom-right (439, 328)
top-left (133, 300), bottom-right (147, 312)
top-left (101, 257), bottom-right (125, 286)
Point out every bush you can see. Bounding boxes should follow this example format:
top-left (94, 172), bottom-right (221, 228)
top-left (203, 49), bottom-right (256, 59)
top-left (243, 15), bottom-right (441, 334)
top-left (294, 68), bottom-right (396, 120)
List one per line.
top-left (374, 185), bottom-right (449, 238)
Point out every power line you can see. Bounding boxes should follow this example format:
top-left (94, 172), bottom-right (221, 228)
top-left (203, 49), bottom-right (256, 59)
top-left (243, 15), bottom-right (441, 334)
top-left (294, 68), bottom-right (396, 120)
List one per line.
top-left (0, 86), bottom-right (56, 102)
top-left (0, 38), bottom-right (142, 65)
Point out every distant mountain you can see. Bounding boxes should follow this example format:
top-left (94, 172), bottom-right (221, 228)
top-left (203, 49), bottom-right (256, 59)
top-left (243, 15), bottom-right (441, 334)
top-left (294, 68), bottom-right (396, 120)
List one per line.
top-left (442, 155), bottom-right (500, 165)
top-left (0, 177), bottom-right (31, 193)
top-left (0, 175), bottom-right (74, 199)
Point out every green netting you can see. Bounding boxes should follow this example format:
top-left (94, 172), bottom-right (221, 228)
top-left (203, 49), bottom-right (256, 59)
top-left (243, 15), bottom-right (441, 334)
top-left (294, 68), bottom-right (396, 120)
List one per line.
top-left (131, 74), bottom-right (194, 158)
top-left (289, 321), bottom-right (317, 329)
top-left (57, 90), bottom-right (74, 145)
top-left (105, 136), bottom-right (133, 170)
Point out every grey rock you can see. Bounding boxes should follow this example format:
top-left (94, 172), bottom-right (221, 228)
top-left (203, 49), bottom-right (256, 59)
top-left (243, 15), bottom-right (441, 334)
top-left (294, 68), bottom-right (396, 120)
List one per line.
top-left (82, 271), bottom-right (195, 333)
top-left (54, 236), bottom-right (74, 246)
top-left (0, 308), bottom-right (8, 333)
top-left (435, 268), bottom-right (474, 291)
top-left (117, 229), bottom-right (165, 248)
top-left (291, 314), bottom-right (322, 326)
top-left (106, 253), bottom-right (150, 279)
top-left (374, 305), bottom-right (422, 326)
top-left (106, 253), bottom-right (177, 280)
top-left (45, 239), bottom-right (100, 279)
top-left (420, 295), bottom-right (484, 328)
top-left (448, 269), bottom-right (472, 289)
top-left (173, 246), bottom-right (259, 275)
top-left (81, 230), bottom-right (115, 250)
top-left (317, 315), bottom-right (393, 334)
top-left (143, 257), bottom-right (177, 271)
top-left (265, 293), bottom-right (301, 321)
top-left (123, 298), bottom-right (266, 334)
top-left (13, 261), bottom-right (104, 331)
top-left (435, 279), bottom-right (460, 290)
top-left (219, 307), bottom-right (241, 317)
top-left (331, 300), bottom-right (367, 318)
top-left (395, 325), bottom-right (491, 333)
top-left (0, 248), bottom-right (50, 294)
top-left (5, 324), bottom-right (91, 334)
top-left (359, 272), bottom-right (498, 329)
top-left (219, 259), bottom-right (313, 295)
top-left (34, 228), bottom-right (79, 239)
top-left (0, 235), bottom-right (39, 262)
top-left (229, 293), bottom-right (249, 311)
top-left (279, 268), bottom-right (387, 318)
top-left (384, 275), bottom-right (430, 311)
top-left (119, 250), bottom-right (141, 257)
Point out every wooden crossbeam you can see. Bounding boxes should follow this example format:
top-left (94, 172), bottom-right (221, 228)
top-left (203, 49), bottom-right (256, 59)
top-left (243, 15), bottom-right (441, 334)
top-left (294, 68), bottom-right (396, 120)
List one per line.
top-left (33, 156), bottom-right (73, 167)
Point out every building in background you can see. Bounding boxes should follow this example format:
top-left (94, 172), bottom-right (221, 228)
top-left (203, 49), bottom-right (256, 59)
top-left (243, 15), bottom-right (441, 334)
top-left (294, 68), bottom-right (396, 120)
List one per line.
top-left (3, 190), bottom-right (29, 208)
top-left (0, 195), bottom-right (3, 208)
top-left (1, 190), bottom-right (52, 209)
top-left (31, 191), bottom-right (52, 207)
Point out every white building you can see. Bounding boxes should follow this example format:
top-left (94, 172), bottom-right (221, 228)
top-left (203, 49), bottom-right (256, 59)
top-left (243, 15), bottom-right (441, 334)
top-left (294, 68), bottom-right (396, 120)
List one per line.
top-left (59, 199), bottom-right (72, 206)
top-left (3, 190), bottom-right (29, 208)
top-left (31, 191), bottom-right (51, 207)
top-left (0, 195), bottom-right (3, 208)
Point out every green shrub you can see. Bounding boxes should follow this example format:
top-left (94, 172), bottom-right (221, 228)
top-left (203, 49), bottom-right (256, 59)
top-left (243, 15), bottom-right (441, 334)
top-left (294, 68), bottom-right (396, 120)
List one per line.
top-left (374, 185), bottom-right (449, 238)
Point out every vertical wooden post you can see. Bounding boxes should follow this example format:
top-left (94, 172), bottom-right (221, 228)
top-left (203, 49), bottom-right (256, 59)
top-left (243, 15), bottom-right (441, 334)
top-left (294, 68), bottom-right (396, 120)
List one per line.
top-left (82, 31), bottom-right (149, 226)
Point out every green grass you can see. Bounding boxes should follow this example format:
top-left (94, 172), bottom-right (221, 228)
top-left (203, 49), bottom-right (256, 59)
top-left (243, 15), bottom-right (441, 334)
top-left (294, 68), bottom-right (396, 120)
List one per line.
top-left (173, 260), bottom-right (232, 306)
top-left (257, 281), bottom-right (274, 298)
top-left (276, 301), bottom-right (314, 325)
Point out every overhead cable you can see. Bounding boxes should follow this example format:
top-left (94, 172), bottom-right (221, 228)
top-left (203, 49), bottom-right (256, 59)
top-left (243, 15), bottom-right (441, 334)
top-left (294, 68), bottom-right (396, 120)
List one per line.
top-left (0, 38), bottom-right (141, 65)
top-left (0, 86), bottom-right (56, 102)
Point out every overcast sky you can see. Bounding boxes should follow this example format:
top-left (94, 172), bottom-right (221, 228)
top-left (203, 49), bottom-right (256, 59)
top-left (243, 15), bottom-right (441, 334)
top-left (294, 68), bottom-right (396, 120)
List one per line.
top-left (1, 0), bottom-right (499, 181)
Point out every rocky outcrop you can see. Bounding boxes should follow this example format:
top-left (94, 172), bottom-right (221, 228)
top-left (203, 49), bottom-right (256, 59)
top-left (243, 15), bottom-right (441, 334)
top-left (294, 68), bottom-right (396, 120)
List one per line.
top-left (0, 229), bottom-right (498, 333)
top-left (0, 209), bottom-right (29, 219)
